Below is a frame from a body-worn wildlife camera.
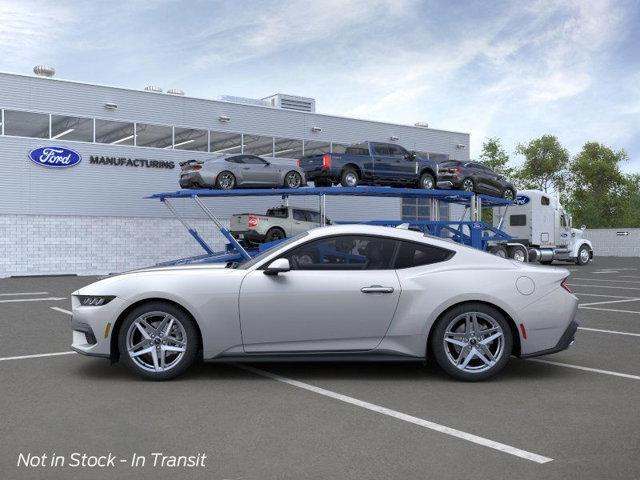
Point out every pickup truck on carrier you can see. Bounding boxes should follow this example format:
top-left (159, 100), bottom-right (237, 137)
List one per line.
top-left (230, 206), bottom-right (331, 245)
top-left (298, 141), bottom-right (439, 189)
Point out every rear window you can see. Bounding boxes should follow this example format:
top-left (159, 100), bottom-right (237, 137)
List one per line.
top-left (394, 241), bottom-right (454, 269)
top-left (345, 143), bottom-right (369, 155)
top-left (510, 214), bottom-right (527, 226)
top-left (266, 208), bottom-right (288, 218)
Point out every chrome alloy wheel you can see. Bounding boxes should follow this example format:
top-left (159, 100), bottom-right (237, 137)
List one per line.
top-left (503, 189), bottom-right (515, 200)
top-left (443, 312), bottom-right (505, 373)
top-left (462, 178), bottom-right (474, 192)
top-left (126, 311), bottom-right (187, 373)
top-left (512, 248), bottom-right (526, 262)
top-left (344, 172), bottom-right (358, 187)
top-left (421, 175), bottom-right (434, 189)
top-left (218, 172), bottom-right (235, 189)
top-left (285, 171), bottom-right (302, 188)
top-left (579, 247), bottom-right (590, 264)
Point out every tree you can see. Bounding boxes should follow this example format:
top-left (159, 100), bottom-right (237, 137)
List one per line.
top-left (566, 142), bottom-right (628, 228)
top-left (619, 174), bottom-right (640, 228)
top-left (479, 137), bottom-right (514, 177)
top-left (515, 135), bottom-right (569, 194)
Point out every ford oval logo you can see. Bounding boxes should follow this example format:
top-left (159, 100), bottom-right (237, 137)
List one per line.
top-left (514, 195), bottom-right (530, 205)
top-left (28, 146), bottom-right (82, 168)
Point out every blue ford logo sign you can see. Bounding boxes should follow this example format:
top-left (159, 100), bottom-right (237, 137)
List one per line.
top-left (28, 146), bottom-right (82, 168)
top-left (514, 195), bottom-right (530, 205)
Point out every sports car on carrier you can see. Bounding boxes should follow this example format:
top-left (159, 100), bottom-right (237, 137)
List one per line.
top-left (70, 225), bottom-right (578, 381)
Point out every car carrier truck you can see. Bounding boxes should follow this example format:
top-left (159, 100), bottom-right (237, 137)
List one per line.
top-left (491, 189), bottom-right (593, 265)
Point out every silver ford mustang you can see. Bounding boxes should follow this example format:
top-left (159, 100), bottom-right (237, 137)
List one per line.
top-left (179, 154), bottom-right (306, 189)
top-left (71, 225), bottom-right (578, 381)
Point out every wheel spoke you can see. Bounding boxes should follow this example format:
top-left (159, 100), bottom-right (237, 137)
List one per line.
top-left (162, 345), bottom-right (186, 353)
top-left (465, 315), bottom-right (473, 335)
top-left (444, 336), bottom-right (466, 347)
top-left (130, 345), bottom-right (154, 358)
top-left (151, 348), bottom-right (160, 371)
top-left (479, 344), bottom-right (496, 363)
top-left (474, 348), bottom-right (494, 366)
top-left (471, 313), bottom-right (480, 336)
top-left (135, 322), bottom-right (152, 339)
top-left (459, 347), bottom-right (476, 369)
top-left (156, 315), bottom-right (171, 335)
top-left (165, 336), bottom-right (185, 347)
top-left (480, 332), bottom-right (503, 345)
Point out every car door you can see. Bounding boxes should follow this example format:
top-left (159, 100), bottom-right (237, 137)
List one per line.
top-left (478, 164), bottom-right (502, 195)
top-left (239, 235), bottom-right (402, 352)
top-left (242, 155), bottom-right (278, 185)
top-left (387, 144), bottom-right (417, 183)
top-left (466, 162), bottom-right (490, 193)
top-left (290, 209), bottom-right (311, 235)
top-left (370, 143), bottom-right (394, 182)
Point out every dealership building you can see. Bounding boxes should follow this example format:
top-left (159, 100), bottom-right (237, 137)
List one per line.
top-left (0, 68), bottom-right (470, 276)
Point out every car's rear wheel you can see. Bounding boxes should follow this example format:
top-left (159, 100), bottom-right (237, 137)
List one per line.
top-left (419, 172), bottom-right (435, 189)
top-left (430, 303), bottom-right (513, 381)
top-left (462, 178), bottom-right (475, 192)
top-left (118, 302), bottom-right (199, 380)
top-left (265, 227), bottom-right (286, 242)
top-left (216, 171), bottom-right (236, 189)
top-left (502, 188), bottom-right (516, 200)
top-left (284, 171), bottom-right (303, 189)
top-left (340, 168), bottom-right (359, 187)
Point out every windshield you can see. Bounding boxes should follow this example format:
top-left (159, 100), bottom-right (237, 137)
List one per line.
top-left (233, 232), bottom-right (309, 269)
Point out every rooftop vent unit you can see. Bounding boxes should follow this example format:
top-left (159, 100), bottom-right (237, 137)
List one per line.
top-left (217, 95), bottom-right (270, 107)
top-left (414, 122), bottom-right (429, 128)
top-left (262, 93), bottom-right (316, 113)
top-left (33, 65), bottom-right (55, 78)
top-left (167, 88), bottom-right (185, 96)
top-left (144, 85), bottom-right (163, 93)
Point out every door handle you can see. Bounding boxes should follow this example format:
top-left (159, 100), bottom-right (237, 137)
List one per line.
top-left (242, 167), bottom-right (251, 170)
top-left (361, 285), bottom-right (394, 294)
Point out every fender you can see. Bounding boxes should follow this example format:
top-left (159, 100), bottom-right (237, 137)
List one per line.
top-left (571, 238), bottom-right (593, 258)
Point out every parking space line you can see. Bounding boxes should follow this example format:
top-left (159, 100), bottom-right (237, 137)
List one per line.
top-left (571, 278), bottom-right (640, 284)
top-left (528, 359), bottom-right (640, 380)
top-left (0, 351), bottom-right (76, 362)
top-left (579, 306), bottom-right (640, 315)
top-left (574, 293), bottom-right (637, 299)
top-left (0, 297), bottom-right (66, 304)
top-left (236, 364), bottom-right (553, 464)
top-left (578, 327), bottom-right (640, 337)
top-left (579, 298), bottom-right (640, 307)
top-left (0, 292), bottom-right (49, 296)
top-left (569, 284), bottom-right (640, 291)
top-left (51, 307), bottom-right (72, 315)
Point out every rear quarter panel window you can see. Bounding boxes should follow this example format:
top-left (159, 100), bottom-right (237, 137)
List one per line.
top-left (394, 241), bottom-right (454, 269)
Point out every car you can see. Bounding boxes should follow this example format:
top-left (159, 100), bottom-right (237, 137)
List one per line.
top-left (298, 141), bottom-right (439, 189)
top-left (179, 154), bottom-right (306, 189)
top-left (230, 205), bottom-right (331, 245)
top-left (436, 160), bottom-right (516, 199)
top-left (70, 224), bottom-right (578, 381)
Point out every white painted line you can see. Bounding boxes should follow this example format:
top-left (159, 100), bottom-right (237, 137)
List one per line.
top-left (0, 351), bottom-right (76, 362)
top-left (578, 327), bottom-right (640, 337)
top-left (0, 297), bottom-right (67, 304)
top-left (528, 359), bottom-right (640, 380)
top-left (571, 277), bottom-right (640, 284)
top-left (50, 307), bottom-right (72, 315)
top-left (579, 298), bottom-right (640, 307)
top-left (574, 293), bottom-right (637, 299)
top-left (0, 291), bottom-right (49, 297)
top-left (593, 271), bottom-right (619, 274)
top-left (579, 306), bottom-right (640, 315)
top-left (236, 364), bottom-right (553, 464)
top-left (569, 284), bottom-right (640, 291)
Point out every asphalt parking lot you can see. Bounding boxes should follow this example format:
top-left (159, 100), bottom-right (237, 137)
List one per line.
top-left (1, 258), bottom-right (639, 480)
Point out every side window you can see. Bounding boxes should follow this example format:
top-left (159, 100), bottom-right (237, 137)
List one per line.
top-left (387, 145), bottom-right (405, 157)
top-left (279, 235), bottom-right (398, 270)
top-left (394, 241), bottom-right (454, 269)
top-left (226, 156), bottom-right (244, 164)
top-left (306, 211), bottom-right (321, 223)
top-left (510, 214), bottom-right (527, 226)
top-left (243, 155), bottom-right (268, 165)
top-left (560, 215), bottom-right (567, 228)
top-left (541, 196), bottom-right (550, 206)
top-left (292, 210), bottom-right (307, 221)
top-left (373, 144), bottom-right (390, 156)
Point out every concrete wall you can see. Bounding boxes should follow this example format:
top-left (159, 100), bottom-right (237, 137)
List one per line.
top-left (584, 228), bottom-right (640, 257)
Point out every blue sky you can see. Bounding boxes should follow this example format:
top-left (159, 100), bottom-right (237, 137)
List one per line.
top-left (1, 0), bottom-right (639, 171)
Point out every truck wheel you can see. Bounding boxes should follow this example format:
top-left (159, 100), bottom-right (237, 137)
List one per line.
top-left (265, 228), bottom-right (286, 242)
top-left (419, 172), bottom-right (435, 189)
top-left (575, 245), bottom-right (591, 265)
top-left (340, 168), bottom-right (359, 187)
top-left (508, 245), bottom-right (527, 262)
top-left (462, 178), bottom-right (475, 192)
top-left (215, 171), bottom-right (236, 190)
top-left (488, 245), bottom-right (508, 258)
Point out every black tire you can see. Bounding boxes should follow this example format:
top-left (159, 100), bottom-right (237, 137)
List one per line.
top-left (502, 188), bottom-right (516, 200)
top-left (419, 172), bottom-right (435, 190)
top-left (314, 179), bottom-right (332, 187)
top-left (488, 245), bottom-right (508, 259)
top-left (265, 227), bottom-right (286, 242)
top-left (118, 301), bottom-right (199, 380)
top-left (215, 171), bottom-right (236, 190)
top-left (340, 168), bottom-right (359, 187)
top-left (576, 245), bottom-right (591, 265)
top-left (284, 171), bottom-right (303, 189)
top-left (461, 178), bottom-right (475, 192)
top-left (430, 302), bottom-right (513, 381)
top-left (508, 245), bottom-right (527, 262)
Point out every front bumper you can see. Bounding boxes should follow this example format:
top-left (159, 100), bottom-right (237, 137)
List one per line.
top-left (520, 320), bottom-right (579, 358)
top-left (71, 295), bottom-right (126, 359)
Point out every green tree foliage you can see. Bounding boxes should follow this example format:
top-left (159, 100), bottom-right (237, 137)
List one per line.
top-left (566, 142), bottom-right (628, 228)
top-left (619, 174), bottom-right (640, 227)
top-left (479, 137), bottom-right (514, 177)
top-left (515, 135), bottom-right (569, 193)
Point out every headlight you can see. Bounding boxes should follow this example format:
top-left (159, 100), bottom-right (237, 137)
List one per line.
top-left (76, 295), bottom-right (115, 306)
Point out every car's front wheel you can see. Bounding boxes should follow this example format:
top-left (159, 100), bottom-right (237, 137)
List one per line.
top-left (118, 302), bottom-right (199, 380)
top-left (284, 171), bottom-right (303, 189)
top-left (430, 303), bottom-right (513, 381)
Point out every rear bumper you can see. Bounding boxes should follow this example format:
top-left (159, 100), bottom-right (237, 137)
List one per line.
top-left (436, 176), bottom-right (463, 189)
top-left (520, 320), bottom-right (579, 358)
top-left (231, 230), bottom-right (266, 243)
top-left (179, 172), bottom-right (208, 189)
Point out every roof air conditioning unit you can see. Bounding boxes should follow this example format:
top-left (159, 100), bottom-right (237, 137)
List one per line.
top-left (262, 93), bottom-right (316, 113)
top-left (167, 89), bottom-right (185, 96)
top-left (144, 85), bottom-right (163, 93)
top-left (33, 65), bottom-right (55, 78)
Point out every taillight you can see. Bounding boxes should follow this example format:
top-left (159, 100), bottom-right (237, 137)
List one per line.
top-left (561, 277), bottom-right (572, 293)
top-left (297, 159), bottom-right (301, 167)
top-left (192, 164), bottom-right (202, 170)
top-left (248, 216), bottom-right (259, 228)
top-left (322, 153), bottom-right (331, 169)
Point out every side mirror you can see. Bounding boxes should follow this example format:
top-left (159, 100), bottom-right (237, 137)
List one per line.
top-left (264, 258), bottom-right (290, 275)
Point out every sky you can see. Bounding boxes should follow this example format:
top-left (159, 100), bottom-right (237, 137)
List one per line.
top-left (1, 0), bottom-right (639, 171)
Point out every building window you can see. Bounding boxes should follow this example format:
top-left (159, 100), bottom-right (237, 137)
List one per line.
top-left (173, 127), bottom-right (208, 151)
top-left (50, 114), bottom-right (94, 142)
top-left (135, 123), bottom-right (173, 148)
top-left (210, 131), bottom-right (242, 154)
top-left (273, 137), bottom-right (303, 159)
top-left (243, 134), bottom-right (274, 156)
top-left (95, 119), bottom-right (135, 145)
top-left (3, 110), bottom-right (50, 139)
top-left (303, 140), bottom-right (330, 156)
